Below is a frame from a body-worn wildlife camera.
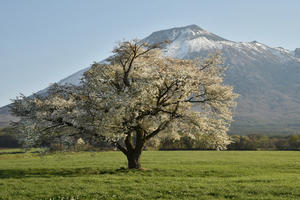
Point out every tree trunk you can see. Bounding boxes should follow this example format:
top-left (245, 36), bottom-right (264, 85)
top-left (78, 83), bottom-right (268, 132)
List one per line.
top-left (126, 151), bottom-right (142, 169)
top-left (123, 130), bottom-right (145, 169)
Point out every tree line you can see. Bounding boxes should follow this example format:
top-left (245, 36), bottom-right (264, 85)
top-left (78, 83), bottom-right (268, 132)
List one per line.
top-left (227, 134), bottom-right (300, 150)
top-left (1, 127), bottom-right (300, 150)
top-left (157, 134), bottom-right (300, 151)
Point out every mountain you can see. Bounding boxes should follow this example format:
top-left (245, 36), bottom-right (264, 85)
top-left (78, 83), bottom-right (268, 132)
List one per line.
top-left (0, 106), bottom-right (18, 127)
top-left (143, 25), bottom-right (300, 134)
top-left (294, 48), bottom-right (300, 58)
top-left (1, 24), bottom-right (300, 135)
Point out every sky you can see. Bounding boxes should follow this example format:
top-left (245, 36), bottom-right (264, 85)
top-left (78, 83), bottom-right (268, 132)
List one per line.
top-left (0, 0), bottom-right (299, 107)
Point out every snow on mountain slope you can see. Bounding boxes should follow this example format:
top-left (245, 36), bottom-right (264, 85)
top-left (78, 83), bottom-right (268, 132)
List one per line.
top-left (58, 67), bottom-right (90, 85)
top-left (56, 60), bottom-right (108, 86)
top-left (145, 25), bottom-right (299, 64)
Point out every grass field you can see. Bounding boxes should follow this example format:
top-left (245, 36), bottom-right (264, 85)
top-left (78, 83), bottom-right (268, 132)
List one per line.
top-left (0, 150), bottom-right (299, 200)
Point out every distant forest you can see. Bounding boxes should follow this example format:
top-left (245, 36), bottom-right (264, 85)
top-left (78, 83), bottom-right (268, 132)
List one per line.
top-left (0, 127), bottom-right (300, 150)
top-left (158, 134), bottom-right (300, 151)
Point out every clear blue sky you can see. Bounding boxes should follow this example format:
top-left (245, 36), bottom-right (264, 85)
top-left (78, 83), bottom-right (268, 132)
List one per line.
top-left (0, 0), bottom-right (299, 107)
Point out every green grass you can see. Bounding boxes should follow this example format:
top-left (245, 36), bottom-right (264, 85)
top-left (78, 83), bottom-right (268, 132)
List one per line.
top-left (0, 150), bottom-right (299, 200)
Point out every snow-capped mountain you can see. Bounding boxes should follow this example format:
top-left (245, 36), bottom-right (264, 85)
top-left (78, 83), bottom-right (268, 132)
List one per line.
top-left (145, 25), bottom-right (300, 134)
top-left (1, 24), bottom-right (300, 134)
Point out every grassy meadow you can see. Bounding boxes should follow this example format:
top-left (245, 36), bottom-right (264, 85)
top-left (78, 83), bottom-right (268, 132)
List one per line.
top-left (0, 150), bottom-right (299, 200)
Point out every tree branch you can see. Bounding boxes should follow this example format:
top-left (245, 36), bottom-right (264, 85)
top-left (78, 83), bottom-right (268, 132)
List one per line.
top-left (145, 120), bottom-right (170, 140)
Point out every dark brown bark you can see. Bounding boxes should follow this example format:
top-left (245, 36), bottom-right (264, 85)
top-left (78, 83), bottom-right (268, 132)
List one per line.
top-left (122, 130), bottom-right (145, 169)
top-left (126, 151), bottom-right (142, 169)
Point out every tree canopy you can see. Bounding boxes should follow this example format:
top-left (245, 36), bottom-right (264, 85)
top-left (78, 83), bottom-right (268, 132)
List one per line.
top-left (11, 40), bottom-right (238, 169)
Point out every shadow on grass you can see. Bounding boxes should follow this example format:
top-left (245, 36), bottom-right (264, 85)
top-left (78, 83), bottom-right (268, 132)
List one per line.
top-left (0, 167), bottom-right (244, 179)
top-left (0, 150), bottom-right (41, 155)
top-left (0, 167), bottom-right (146, 179)
top-left (0, 151), bottom-right (25, 155)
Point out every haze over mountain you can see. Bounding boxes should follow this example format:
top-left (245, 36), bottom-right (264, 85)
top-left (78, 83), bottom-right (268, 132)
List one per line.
top-left (1, 25), bottom-right (300, 134)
